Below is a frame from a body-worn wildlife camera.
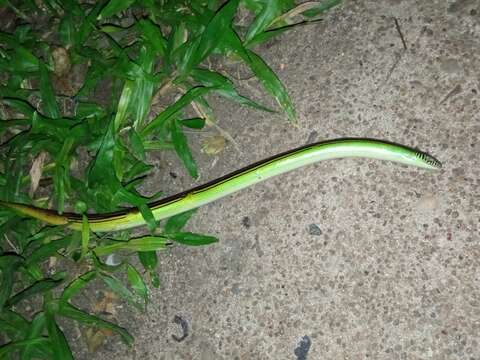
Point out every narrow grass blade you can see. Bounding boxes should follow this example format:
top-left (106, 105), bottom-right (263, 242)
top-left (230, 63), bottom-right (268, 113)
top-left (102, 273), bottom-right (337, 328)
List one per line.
top-left (191, 68), bottom-right (274, 112)
top-left (27, 236), bottom-right (71, 265)
top-left (94, 236), bottom-right (168, 256)
top-left (129, 128), bottom-right (146, 161)
top-left (0, 338), bottom-right (51, 359)
top-left (2, 97), bottom-right (36, 118)
top-left (58, 14), bottom-right (74, 47)
top-left (54, 137), bottom-right (74, 214)
top-left (0, 255), bottom-right (24, 308)
top-left (0, 309), bottom-right (29, 340)
top-left (39, 62), bottom-right (60, 118)
top-left (12, 46), bottom-right (39, 72)
top-left (20, 312), bottom-right (52, 360)
top-left (130, 45), bottom-right (156, 129)
top-left (245, 49), bottom-right (296, 121)
top-left (301, 0), bottom-right (342, 17)
top-left (137, 19), bottom-right (166, 57)
top-left (58, 302), bottom-right (134, 346)
top-left (113, 82), bottom-right (133, 132)
top-left (7, 278), bottom-right (64, 306)
top-left (165, 232), bottom-right (218, 246)
top-left (171, 118), bottom-right (198, 178)
top-left (141, 86), bottom-right (213, 137)
top-left (179, 118), bottom-right (205, 129)
top-left (244, 0), bottom-right (283, 45)
top-left (222, 29), bottom-right (295, 120)
top-left (164, 209), bottom-right (197, 233)
top-left (44, 308), bottom-right (73, 360)
top-left (99, 273), bottom-right (143, 311)
top-left (180, 0), bottom-right (240, 73)
top-left (98, 0), bottom-right (136, 20)
top-left (138, 250), bottom-right (160, 288)
top-left (127, 264), bottom-right (148, 305)
top-left (60, 271), bottom-right (97, 303)
top-left (138, 250), bottom-right (157, 271)
top-left (246, 21), bottom-right (320, 48)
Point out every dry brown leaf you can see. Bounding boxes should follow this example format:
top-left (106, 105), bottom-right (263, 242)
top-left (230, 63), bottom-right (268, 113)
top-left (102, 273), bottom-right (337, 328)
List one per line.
top-left (92, 291), bottom-right (118, 315)
top-left (52, 47), bottom-right (71, 76)
top-left (85, 327), bottom-right (107, 353)
top-left (29, 151), bottom-right (48, 197)
top-left (201, 135), bottom-right (226, 155)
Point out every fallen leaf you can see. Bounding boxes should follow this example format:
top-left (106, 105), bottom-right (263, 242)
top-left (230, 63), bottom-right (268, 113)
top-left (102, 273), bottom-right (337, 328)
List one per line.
top-left (29, 151), bottom-right (48, 196)
top-left (201, 135), bottom-right (226, 155)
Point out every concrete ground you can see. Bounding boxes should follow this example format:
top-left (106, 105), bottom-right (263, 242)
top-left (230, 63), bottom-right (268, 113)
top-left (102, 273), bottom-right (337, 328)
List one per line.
top-left (81, 0), bottom-right (480, 359)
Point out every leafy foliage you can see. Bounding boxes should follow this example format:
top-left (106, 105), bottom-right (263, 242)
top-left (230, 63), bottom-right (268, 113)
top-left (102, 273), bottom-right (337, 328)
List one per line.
top-left (0, 0), bottom-right (341, 357)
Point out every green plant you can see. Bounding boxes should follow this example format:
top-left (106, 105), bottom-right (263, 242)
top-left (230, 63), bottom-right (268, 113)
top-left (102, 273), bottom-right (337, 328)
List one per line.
top-left (0, 0), bottom-right (341, 357)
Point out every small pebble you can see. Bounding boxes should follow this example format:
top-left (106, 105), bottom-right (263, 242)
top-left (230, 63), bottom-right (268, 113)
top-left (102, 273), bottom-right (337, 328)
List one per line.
top-left (242, 216), bottom-right (251, 229)
top-left (417, 193), bottom-right (439, 211)
top-left (308, 224), bottom-right (322, 236)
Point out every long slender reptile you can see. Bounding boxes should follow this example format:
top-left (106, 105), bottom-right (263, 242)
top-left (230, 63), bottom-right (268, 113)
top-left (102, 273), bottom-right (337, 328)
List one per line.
top-left (0, 139), bottom-right (441, 233)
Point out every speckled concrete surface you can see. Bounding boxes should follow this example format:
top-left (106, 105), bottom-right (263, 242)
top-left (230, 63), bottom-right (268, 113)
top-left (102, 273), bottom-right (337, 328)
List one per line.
top-left (82, 0), bottom-right (480, 359)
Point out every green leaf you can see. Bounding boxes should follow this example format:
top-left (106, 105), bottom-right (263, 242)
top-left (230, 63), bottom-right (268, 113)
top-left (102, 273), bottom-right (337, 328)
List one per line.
top-left (75, 102), bottom-right (107, 119)
top-left (127, 264), bottom-right (148, 304)
top-left (244, 0), bottom-right (283, 45)
top-left (99, 273), bottom-right (143, 311)
top-left (113, 189), bottom-right (157, 232)
top-left (165, 232), bottom-right (218, 246)
top-left (39, 62), bottom-right (60, 118)
top-left (0, 310), bottom-right (29, 341)
top-left (94, 236), bottom-right (168, 256)
top-left (58, 302), bottom-right (134, 346)
top-left (138, 251), bottom-right (157, 271)
top-left (220, 29), bottom-right (296, 119)
top-left (171, 118), bottom-right (198, 178)
top-left (129, 129), bottom-right (146, 161)
top-left (179, 117), bottom-right (205, 129)
top-left (247, 21), bottom-right (317, 48)
top-left (191, 68), bottom-right (274, 112)
top-left (138, 251), bottom-right (160, 288)
top-left (246, 49), bottom-right (296, 120)
top-left (20, 312), bottom-right (52, 360)
top-left (54, 136), bottom-right (74, 214)
top-left (141, 86), bottom-right (213, 137)
top-left (137, 19), bottom-right (166, 57)
top-left (165, 22), bottom-right (187, 69)
top-left (0, 338), bottom-right (51, 359)
top-left (44, 307), bottom-right (73, 360)
top-left (98, 0), bottom-right (136, 20)
top-left (2, 97), bottom-right (36, 118)
top-left (301, 0), bottom-right (342, 17)
top-left (113, 82), bottom-right (133, 132)
top-left (58, 14), bottom-right (75, 47)
top-left (27, 236), bottom-right (71, 265)
top-left (0, 254), bottom-right (24, 308)
top-left (60, 270), bottom-right (97, 303)
top-left (164, 209), bottom-right (197, 233)
top-left (179, 0), bottom-right (239, 74)
top-left (7, 278), bottom-right (64, 306)
top-left (76, 2), bottom-right (103, 45)
top-left (130, 46), bottom-right (156, 130)
top-left (12, 46), bottom-right (39, 72)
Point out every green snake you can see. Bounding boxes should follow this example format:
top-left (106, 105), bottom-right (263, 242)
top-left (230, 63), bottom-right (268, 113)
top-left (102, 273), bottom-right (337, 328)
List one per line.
top-left (0, 139), bottom-right (441, 232)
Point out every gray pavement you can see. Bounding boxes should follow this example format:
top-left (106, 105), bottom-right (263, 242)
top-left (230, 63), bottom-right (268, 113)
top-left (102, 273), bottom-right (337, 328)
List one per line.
top-left (83, 1), bottom-right (480, 359)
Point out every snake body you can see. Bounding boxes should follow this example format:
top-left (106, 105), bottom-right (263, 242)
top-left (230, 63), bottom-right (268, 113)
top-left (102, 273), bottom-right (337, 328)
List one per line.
top-left (0, 139), bottom-right (441, 232)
